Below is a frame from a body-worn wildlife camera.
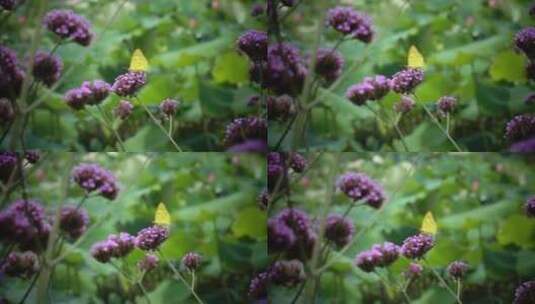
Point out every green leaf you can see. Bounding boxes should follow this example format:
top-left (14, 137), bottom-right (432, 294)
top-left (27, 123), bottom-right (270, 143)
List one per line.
top-left (198, 80), bottom-right (235, 118)
top-left (475, 81), bottom-right (511, 116)
top-left (152, 37), bottom-right (232, 68)
top-left (489, 50), bottom-right (527, 83)
top-left (231, 207), bottom-right (267, 239)
top-left (212, 51), bottom-right (249, 85)
top-left (497, 214), bottom-right (535, 248)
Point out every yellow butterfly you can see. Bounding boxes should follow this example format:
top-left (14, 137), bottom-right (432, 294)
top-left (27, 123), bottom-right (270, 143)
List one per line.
top-left (153, 202), bottom-right (171, 226)
top-left (407, 45), bottom-right (425, 69)
top-left (420, 211), bottom-right (437, 235)
top-left (129, 49), bottom-right (149, 72)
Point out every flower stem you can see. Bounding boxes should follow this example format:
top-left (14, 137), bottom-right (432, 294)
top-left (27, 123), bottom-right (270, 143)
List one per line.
top-left (421, 104), bottom-right (462, 152)
top-left (158, 250), bottom-right (204, 304)
top-left (138, 100), bottom-right (183, 152)
top-left (423, 259), bottom-right (462, 303)
top-left (96, 105), bottom-right (126, 152)
top-left (457, 279), bottom-right (462, 302)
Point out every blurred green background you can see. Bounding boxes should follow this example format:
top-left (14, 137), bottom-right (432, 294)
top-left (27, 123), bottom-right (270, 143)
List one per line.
top-left (0, 152), bottom-right (267, 303)
top-left (269, 153), bottom-right (535, 303)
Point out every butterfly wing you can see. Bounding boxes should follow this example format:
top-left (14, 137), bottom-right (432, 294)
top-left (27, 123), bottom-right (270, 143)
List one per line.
top-left (129, 49), bottom-right (149, 72)
top-left (154, 202), bottom-right (171, 226)
top-left (407, 45), bottom-right (425, 69)
top-left (420, 211), bottom-right (437, 235)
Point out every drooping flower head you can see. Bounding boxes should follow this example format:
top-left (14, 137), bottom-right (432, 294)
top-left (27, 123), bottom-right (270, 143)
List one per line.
top-left (43, 9), bottom-right (93, 46)
top-left (181, 252), bottom-right (202, 272)
top-left (0, 45), bottom-right (25, 98)
top-left (111, 71), bottom-right (147, 97)
top-left (72, 163), bottom-right (119, 200)
top-left (336, 172), bottom-right (386, 208)
top-left (252, 43), bottom-right (308, 96)
top-left (525, 196), bottom-right (535, 218)
top-left (327, 6), bottom-right (374, 43)
top-left (401, 233), bottom-right (435, 259)
top-left (515, 27), bottom-right (535, 59)
top-left (32, 51), bottom-right (63, 87)
top-left (1, 251), bottom-right (39, 278)
top-left (223, 116), bottom-right (267, 148)
top-left (437, 96), bottom-right (457, 115)
top-left (447, 261), bottom-right (469, 280)
top-left (114, 100), bottom-right (134, 120)
top-left (237, 30), bottom-right (268, 62)
top-left (59, 205), bottom-right (89, 239)
top-left (0, 199), bottom-right (51, 251)
top-left (513, 281), bottom-right (535, 304)
top-left (324, 214), bottom-right (354, 248)
top-left (390, 68), bottom-right (424, 94)
top-left (138, 254), bottom-right (159, 272)
top-left (394, 95), bottom-right (416, 113)
top-left (135, 225), bottom-right (169, 251)
top-left (315, 48), bottom-right (344, 82)
top-left (505, 115), bottom-right (535, 142)
top-left (159, 98), bottom-right (179, 117)
top-left (267, 95), bottom-right (296, 121)
top-left (270, 259), bottom-right (306, 287)
top-left (346, 75), bottom-right (390, 106)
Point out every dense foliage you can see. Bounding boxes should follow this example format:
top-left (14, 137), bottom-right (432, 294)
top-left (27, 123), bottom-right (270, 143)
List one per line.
top-left (265, 153), bottom-right (535, 303)
top-left (0, 152), bottom-right (266, 303)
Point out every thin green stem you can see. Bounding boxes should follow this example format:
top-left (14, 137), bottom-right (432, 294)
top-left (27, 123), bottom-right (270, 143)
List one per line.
top-left (138, 100), bottom-right (183, 152)
top-left (457, 279), bottom-right (462, 302)
top-left (290, 280), bottom-right (307, 304)
top-left (423, 259), bottom-right (461, 303)
top-left (96, 105), bottom-right (126, 152)
top-left (421, 104), bottom-right (462, 152)
top-left (18, 271), bottom-right (40, 304)
top-left (158, 250), bottom-right (204, 304)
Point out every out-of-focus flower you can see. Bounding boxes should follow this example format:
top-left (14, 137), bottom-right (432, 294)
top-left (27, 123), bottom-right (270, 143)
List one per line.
top-left (71, 163), bottom-right (119, 200)
top-left (0, 45), bottom-right (25, 98)
top-left (289, 153), bottom-right (307, 173)
top-left (24, 150), bottom-right (40, 164)
top-left (505, 115), bottom-right (535, 142)
top-left (267, 95), bottom-right (295, 121)
top-left (114, 100), bottom-right (134, 120)
top-left (394, 95), bottom-right (416, 113)
top-left (355, 248), bottom-right (383, 272)
top-left (64, 80), bottom-right (111, 110)
top-left (43, 9), bottom-right (93, 46)
top-left (1, 251), bottom-right (39, 278)
top-left (327, 6), bottom-right (374, 43)
top-left (237, 30), bottom-right (268, 62)
top-left (404, 262), bottom-right (423, 279)
top-left (270, 259), bottom-right (306, 287)
top-left (515, 27), bottom-right (535, 59)
top-left (112, 71), bottom-right (147, 97)
top-left (346, 75), bottom-right (390, 106)
top-left (525, 196), bottom-right (535, 218)
top-left (59, 205), bottom-right (89, 239)
top-left (510, 137), bottom-right (535, 153)
top-left (401, 233), bottom-right (434, 259)
top-left (159, 98), bottom-right (179, 117)
top-left (324, 214), bottom-right (354, 248)
top-left (32, 51), bottom-right (63, 87)
top-left (390, 68), bottom-right (424, 94)
top-left (336, 172), bottom-right (386, 208)
top-left (138, 254), bottom-right (159, 272)
top-left (315, 48), bottom-right (344, 82)
top-left (181, 252), bottom-right (202, 272)
top-left (223, 117), bottom-right (267, 148)
top-left (135, 225), bottom-right (169, 251)
top-left (513, 281), bottom-right (535, 304)
top-left (447, 261), bottom-right (469, 279)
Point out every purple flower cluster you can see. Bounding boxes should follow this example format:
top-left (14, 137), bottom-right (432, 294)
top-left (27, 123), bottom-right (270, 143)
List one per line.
top-left (437, 96), bottom-right (457, 115)
top-left (505, 115), bottom-right (535, 142)
top-left (390, 68), bottom-right (424, 94)
top-left (289, 153), bottom-right (307, 173)
top-left (354, 241), bottom-right (400, 272)
top-left (336, 172), bottom-right (386, 208)
top-left (0, 199), bottom-right (51, 251)
top-left (327, 6), bottom-right (374, 43)
top-left (0, 0), bottom-right (23, 11)
top-left (268, 208), bottom-right (316, 259)
top-left (43, 9), bottom-right (93, 46)
top-left (394, 95), bottom-right (416, 113)
top-left (237, 30), bottom-right (268, 63)
top-left (64, 80), bottom-right (111, 110)
top-left (400, 233), bottom-right (435, 259)
top-left (114, 100), bottom-right (134, 120)
top-left (135, 225), bottom-right (169, 251)
top-left (346, 75), bottom-right (390, 106)
top-left (404, 262), bottom-right (423, 279)
top-left (90, 232), bottom-right (135, 263)
top-left (0, 98), bottom-right (14, 124)
top-left (525, 196), bottom-right (535, 217)
top-left (181, 252), bottom-right (202, 271)
top-left (315, 48), bottom-right (344, 82)
top-left (514, 281), bottom-right (535, 304)
top-left (267, 95), bottom-right (296, 121)
top-left (324, 214), bottom-right (354, 248)
top-left (159, 98), bottom-right (179, 117)
top-left (1, 251), bottom-right (39, 278)
top-left (223, 116), bottom-right (267, 148)
top-left (268, 152), bottom-right (287, 192)
top-left (270, 259), bottom-right (306, 287)
top-left (0, 151), bottom-right (17, 183)
top-left (251, 4), bottom-right (264, 17)
top-left (447, 260), bottom-right (469, 279)
top-left (32, 51), bottom-right (63, 87)
top-left (0, 45), bottom-right (25, 98)
top-left (72, 163), bottom-right (119, 200)
top-left (111, 71), bottom-right (147, 97)
top-left (252, 43), bottom-right (308, 96)
top-left (248, 271), bottom-right (270, 299)
top-left (138, 254), bottom-right (159, 272)
top-left (59, 205), bottom-right (89, 239)
top-left (510, 137), bottom-right (535, 153)
top-left (515, 27), bottom-right (535, 60)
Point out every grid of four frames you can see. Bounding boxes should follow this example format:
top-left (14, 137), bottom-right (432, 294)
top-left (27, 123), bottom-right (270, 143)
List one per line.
top-left (1, 0), bottom-right (535, 303)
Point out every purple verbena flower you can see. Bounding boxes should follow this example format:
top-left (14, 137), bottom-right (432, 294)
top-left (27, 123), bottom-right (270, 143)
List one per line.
top-left (71, 163), bottom-right (119, 200)
top-left (401, 233), bottom-right (435, 259)
top-left (24, 150), bottom-right (40, 164)
top-left (251, 3), bottom-right (265, 17)
top-left (355, 248), bottom-right (383, 272)
top-left (248, 271), bottom-right (270, 299)
top-left (336, 172), bottom-right (386, 208)
top-left (64, 80), bottom-right (111, 110)
top-left (404, 262), bottom-right (423, 279)
top-left (181, 252), bottom-right (202, 271)
top-left (59, 205), bottom-right (89, 240)
top-left (524, 93), bottom-right (535, 106)
top-left (138, 254), bottom-right (159, 272)
top-left (0, 45), bottom-right (25, 98)
top-left (226, 140), bottom-right (268, 153)
top-left (525, 196), bottom-right (535, 218)
top-left (515, 27), bottom-right (535, 59)
top-left (270, 259), bottom-right (306, 287)
top-left (315, 48), bottom-right (344, 82)
top-left (268, 217), bottom-right (296, 253)
top-left (1, 251), bottom-right (39, 278)
top-left (90, 239), bottom-right (117, 263)
top-left (0, 0), bottom-right (23, 11)
top-left (346, 75), bottom-right (390, 106)
top-left (32, 51), bottom-right (63, 87)
top-left (135, 225), bottom-right (169, 251)
top-left (514, 281), bottom-right (535, 304)
top-left (327, 6), bottom-right (374, 43)
top-left (324, 214), bottom-right (354, 248)
top-left (505, 114), bottom-right (535, 142)
top-left (372, 241), bottom-right (400, 266)
top-left (394, 95), bottom-right (416, 113)
top-left (267, 95), bottom-right (295, 121)
top-left (447, 260), bottom-right (469, 280)
top-left (437, 96), bottom-right (457, 115)
top-left (289, 153), bottom-right (307, 173)
top-left (114, 100), bottom-right (134, 120)
top-left (510, 137), bottom-right (535, 153)
top-left (43, 9), bottom-right (93, 46)
top-left (111, 71), bottom-right (147, 97)
top-left (159, 98), bottom-right (179, 117)
top-left (390, 68), bottom-right (424, 94)
top-left (223, 116), bottom-right (267, 147)
top-left (237, 30), bottom-right (268, 62)
top-left (0, 151), bottom-right (17, 183)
